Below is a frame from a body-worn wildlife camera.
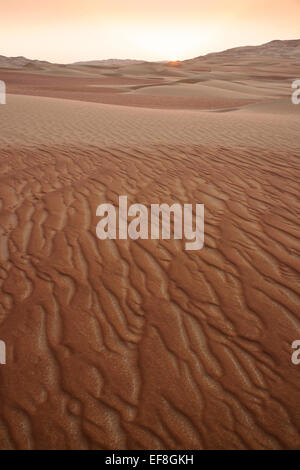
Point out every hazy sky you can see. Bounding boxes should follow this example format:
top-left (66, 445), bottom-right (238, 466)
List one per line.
top-left (1, 0), bottom-right (300, 62)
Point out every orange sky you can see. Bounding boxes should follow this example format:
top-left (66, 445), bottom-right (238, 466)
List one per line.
top-left (1, 0), bottom-right (300, 62)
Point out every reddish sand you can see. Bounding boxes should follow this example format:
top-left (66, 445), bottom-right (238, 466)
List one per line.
top-left (0, 52), bottom-right (300, 450)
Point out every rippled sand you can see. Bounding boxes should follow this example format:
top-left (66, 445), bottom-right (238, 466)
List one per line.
top-left (0, 60), bottom-right (300, 449)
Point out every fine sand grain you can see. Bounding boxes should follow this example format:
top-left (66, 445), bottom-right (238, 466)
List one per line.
top-left (0, 56), bottom-right (300, 449)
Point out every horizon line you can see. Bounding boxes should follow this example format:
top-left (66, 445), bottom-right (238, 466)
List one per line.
top-left (1, 37), bottom-right (299, 66)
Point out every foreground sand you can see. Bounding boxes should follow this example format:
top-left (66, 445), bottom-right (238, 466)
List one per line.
top-left (0, 87), bottom-right (300, 449)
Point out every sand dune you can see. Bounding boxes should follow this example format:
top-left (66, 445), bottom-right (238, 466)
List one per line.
top-left (131, 81), bottom-right (287, 102)
top-left (1, 47), bottom-right (298, 111)
top-left (0, 45), bottom-right (300, 450)
top-left (1, 95), bottom-right (299, 150)
top-left (204, 39), bottom-right (300, 59)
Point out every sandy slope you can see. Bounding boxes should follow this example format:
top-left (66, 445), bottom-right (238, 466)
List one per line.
top-left (1, 52), bottom-right (297, 110)
top-left (1, 95), bottom-right (299, 150)
top-left (0, 66), bottom-right (300, 450)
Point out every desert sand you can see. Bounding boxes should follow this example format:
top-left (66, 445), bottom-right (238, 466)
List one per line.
top-left (0, 42), bottom-right (300, 449)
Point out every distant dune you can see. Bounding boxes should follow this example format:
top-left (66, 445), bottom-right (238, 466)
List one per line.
top-left (1, 39), bottom-right (300, 71)
top-left (0, 54), bottom-right (53, 68)
top-left (189, 39), bottom-right (300, 61)
top-left (1, 38), bottom-right (299, 111)
top-left (72, 59), bottom-right (146, 67)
